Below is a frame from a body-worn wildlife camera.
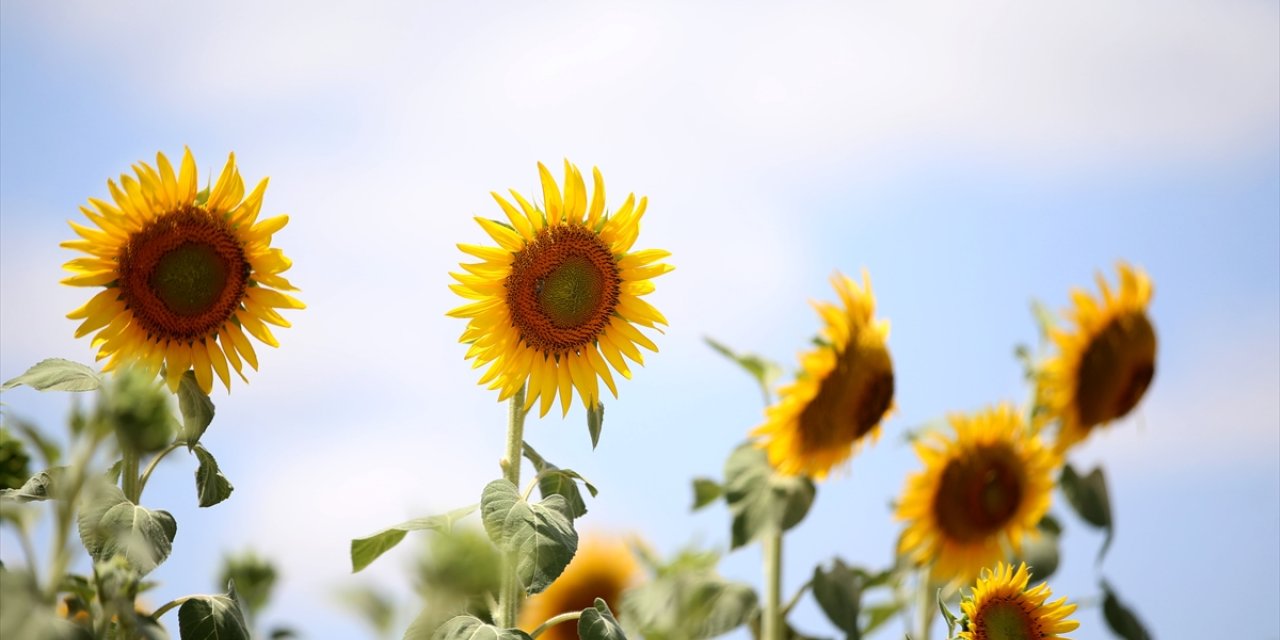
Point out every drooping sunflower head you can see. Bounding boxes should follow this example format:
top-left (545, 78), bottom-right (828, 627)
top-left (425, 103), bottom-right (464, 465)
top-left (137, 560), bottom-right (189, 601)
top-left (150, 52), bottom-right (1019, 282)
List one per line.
top-left (958, 562), bottom-right (1078, 640)
top-left (895, 404), bottom-right (1058, 585)
top-left (448, 161), bottom-right (671, 417)
top-left (751, 271), bottom-right (894, 479)
top-left (63, 149), bottom-right (302, 394)
top-left (1036, 262), bottom-right (1156, 452)
top-left (518, 537), bottom-right (640, 640)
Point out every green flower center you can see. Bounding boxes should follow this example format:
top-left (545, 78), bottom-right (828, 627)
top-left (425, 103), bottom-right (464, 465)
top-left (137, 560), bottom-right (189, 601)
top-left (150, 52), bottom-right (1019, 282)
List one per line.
top-left (151, 243), bottom-right (229, 316)
top-left (538, 255), bottom-right (605, 328)
top-left (973, 599), bottom-right (1037, 640)
top-left (506, 224), bottom-right (620, 355)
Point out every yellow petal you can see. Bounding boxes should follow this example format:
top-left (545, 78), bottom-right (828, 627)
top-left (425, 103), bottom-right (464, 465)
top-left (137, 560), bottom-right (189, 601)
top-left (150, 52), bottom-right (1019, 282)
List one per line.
top-left (538, 162), bottom-right (563, 226)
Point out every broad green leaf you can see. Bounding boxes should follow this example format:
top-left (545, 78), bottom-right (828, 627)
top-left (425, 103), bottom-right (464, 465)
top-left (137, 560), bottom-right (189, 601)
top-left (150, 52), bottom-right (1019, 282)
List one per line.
top-left (177, 372), bottom-right (215, 448)
top-left (192, 445), bottom-right (234, 508)
top-left (424, 615), bottom-right (532, 640)
top-left (480, 479), bottom-right (578, 594)
top-left (0, 467), bottom-right (64, 502)
top-left (178, 585), bottom-right (250, 640)
top-left (523, 441), bottom-right (598, 519)
top-left (1059, 464), bottom-right (1113, 561)
top-left (812, 558), bottom-right (871, 638)
top-left (705, 337), bottom-right (782, 403)
top-left (1, 358), bottom-right (101, 392)
top-left (350, 504), bottom-right (477, 572)
top-left (579, 598), bottom-right (626, 640)
top-left (691, 477), bottom-right (722, 510)
top-left (587, 402), bottom-right (605, 449)
top-left (621, 549), bottom-right (757, 640)
top-left (1101, 580), bottom-right (1152, 640)
top-left (723, 444), bottom-right (814, 548)
top-left (77, 480), bottom-right (176, 575)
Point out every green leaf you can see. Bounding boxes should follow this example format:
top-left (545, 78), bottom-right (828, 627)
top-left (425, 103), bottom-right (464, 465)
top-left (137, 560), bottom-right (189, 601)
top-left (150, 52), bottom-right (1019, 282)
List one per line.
top-left (587, 402), bottom-right (605, 449)
top-left (0, 467), bottom-right (64, 502)
top-left (12, 419), bottom-right (61, 467)
top-left (811, 558), bottom-right (871, 639)
top-left (480, 479), bottom-right (578, 594)
top-left (1101, 580), bottom-right (1152, 640)
top-left (350, 504), bottom-right (477, 573)
top-left (691, 477), bottom-right (722, 510)
top-left (705, 337), bottom-right (782, 403)
top-left (1059, 464), bottom-right (1113, 561)
top-left (578, 598), bottom-right (627, 640)
top-left (76, 481), bottom-right (177, 575)
top-left (178, 584), bottom-right (251, 640)
top-left (861, 602), bottom-right (899, 636)
top-left (620, 547), bottom-right (757, 640)
top-left (1012, 516), bottom-right (1061, 581)
top-left (723, 443), bottom-right (815, 549)
top-left (177, 371), bottom-right (215, 448)
top-left (1, 359), bottom-right (101, 392)
top-left (523, 441), bottom-right (598, 519)
top-left (193, 445), bottom-right (235, 508)
top-left (424, 615), bottom-right (532, 640)
top-left (938, 589), bottom-right (959, 638)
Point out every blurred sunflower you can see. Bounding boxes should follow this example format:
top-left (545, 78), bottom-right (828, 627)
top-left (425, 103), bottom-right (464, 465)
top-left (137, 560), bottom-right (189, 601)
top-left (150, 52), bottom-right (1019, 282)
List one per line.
top-left (63, 149), bottom-right (302, 394)
top-left (751, 271), bottom-right (894, 479)
top-left (896, 404), bottom-right (1057, 584)
top-left (519, 537), bottom-right (640, 640)
top-left (958, 562), bottom-right (1078, 640)
top-left (1036, 262), bottom-right (1156, 452)
top-left (448, 161), bottom-right (670, 417)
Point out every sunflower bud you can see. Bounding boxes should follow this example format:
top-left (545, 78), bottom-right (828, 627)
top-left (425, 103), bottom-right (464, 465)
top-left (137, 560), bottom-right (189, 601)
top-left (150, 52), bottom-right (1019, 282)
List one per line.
top-left (99, 367), bottom-right (174, 454)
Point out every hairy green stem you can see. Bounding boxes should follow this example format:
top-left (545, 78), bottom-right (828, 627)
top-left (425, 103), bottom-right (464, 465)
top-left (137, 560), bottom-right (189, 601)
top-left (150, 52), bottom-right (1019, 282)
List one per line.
top-left (136, 440), bottom-right (186, 498)
top-left (121, 448), bottom-right (140, 504)
top-left (530, 611), bottom-right (582, 638)
top-left (151, 595), bottom-right (197, 620)
top-left (762, 528), bottom-right (784, 640)
top-left (498, 385), bottom-right (528, 629)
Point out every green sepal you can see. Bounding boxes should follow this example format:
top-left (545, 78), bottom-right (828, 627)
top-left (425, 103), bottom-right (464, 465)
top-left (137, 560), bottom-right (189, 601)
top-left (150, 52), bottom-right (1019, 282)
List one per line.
top-left (1059, 463), bottom-right (1113, 562)
top-left (176, 372), bottom-right (215, 449)
top-left (587, 402), bottom-right (605, 449)
top-left (480, 479), bottom-right (578, 595)
top-left (349, 504), bottom-right (477, 573)
top-left (1, 359), bottom-right (101, 392)
top-left (723, 443), bottom-right (814, 549)
top-left (178, 582), bottom-right (251, 640)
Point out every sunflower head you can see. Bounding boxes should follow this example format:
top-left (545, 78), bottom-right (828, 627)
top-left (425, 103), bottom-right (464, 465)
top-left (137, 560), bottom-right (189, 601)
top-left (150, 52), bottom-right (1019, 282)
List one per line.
top-left (958, 562), bottom-right (1078, 640)
top-left (751, 271), bottom-right (894, 479)
top-left (895, 404), bottom-right (1058, 585)
top-left (519, 537), bottom-right (640, 640)
top-left (62, 149), bottom-right (303, 394)
top-left (448, 161), bottom-right (671, 417)
top-left (1037, 262), bottom-right (1156, 452)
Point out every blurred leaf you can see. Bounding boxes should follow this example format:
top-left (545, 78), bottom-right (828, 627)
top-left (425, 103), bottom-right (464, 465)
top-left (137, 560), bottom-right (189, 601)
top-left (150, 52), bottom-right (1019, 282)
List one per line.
top-left (193, 445), bottom-right (235, 508)
top-left (0, 569), bottom-right (84, 639)
top-left (336, 586), bottom-right (397, 638)
top-left (421, 615), bottom-right (532, 640)
top-left (178, 584), bottom-right (250, 640)
top-left (587, 402), bottom-right (605, 449)
top-left (621, 546), bottom-right (757, 640)
top-left (218, 549), bottom-right (277, 621)
top-left (269, 628), bottom-right (299, 639)
top-left (523, 441), bottom-right (597, 519)
top-left (1030, 299), bottom-right (1058, 341)
top-left (480, 479), bottom-right (577, 594)
top-left (860, 602), bottom-right (899, 636)
top-left (746, 609), bottom-right (827, 640)
top-left (691, 477), bottom-right (722, 510)
top-left (579, 598), bottom-right (627, 640)
top-left (1059, 464), bottom-right (1113, 562)
top-left (0, 427), bottom-right (32, 490)
top-left (1, 359), bottom-right (101, 392)
top-left (11, 419), bottom-right (61, 467)
top-left (938, 589), bottom-right (959, 638)
top-left (350, 504), bottom-right (477, 572)
top-left (705, 338), bottom-right (782, 404)
top-left (0, 467), bottom-right (65, 502)
top-left (723, 444), bottom-right (814, 549)
top-left (176, 372), bottom-right (215, 448)
top-left (1011, 515), bottom-right (1061, 582)
top-left (811, 558), bottom-right (881, 639)
top-left (1101, 580), bottom-right (1152, 640)
top-left (77, 480), bottom-right (177, 575)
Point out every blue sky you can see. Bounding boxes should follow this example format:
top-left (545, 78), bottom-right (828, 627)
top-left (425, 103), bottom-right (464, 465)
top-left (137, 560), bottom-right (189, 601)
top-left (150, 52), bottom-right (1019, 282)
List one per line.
top-left (1, 2), bottom-right (1277, 638)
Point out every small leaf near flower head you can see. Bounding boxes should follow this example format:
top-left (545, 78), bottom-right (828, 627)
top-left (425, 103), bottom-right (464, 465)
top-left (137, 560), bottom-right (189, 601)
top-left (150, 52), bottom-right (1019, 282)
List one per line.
top-left (523, 441), bottom-right (597, 519)
top-left (587, 402), bottom-right (605, 449)
top-left (177, 371), bottom-right (215, 449)
top-left (1, 358), bottom-right (101, 392)
top-left (193, 444), bottom-right (235, 508)
top-left (1059, 463), bottom-right (1113, 561)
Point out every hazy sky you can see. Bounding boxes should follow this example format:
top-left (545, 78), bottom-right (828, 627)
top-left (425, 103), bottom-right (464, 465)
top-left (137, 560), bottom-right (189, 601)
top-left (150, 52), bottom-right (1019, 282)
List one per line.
top-left (2, 2), bottom-right (1277, 638)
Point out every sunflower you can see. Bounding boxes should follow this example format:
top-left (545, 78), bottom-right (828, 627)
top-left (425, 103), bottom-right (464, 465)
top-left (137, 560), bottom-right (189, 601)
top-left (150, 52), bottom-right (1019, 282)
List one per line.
top-left (896, 404), bottom-right (1058, 585)
top-left (751, 271), bottom-right (894, 479)
top-left (519, 537), bottom-right (640, 640)
top-left (63, 149), bottom-right (302, 394)
top-left (1036, 262), bottom-right (1156, 452)
top-left (447, 161), bottom-right (671, 417)
top-left (958, 562), bottom-right (1078, 640)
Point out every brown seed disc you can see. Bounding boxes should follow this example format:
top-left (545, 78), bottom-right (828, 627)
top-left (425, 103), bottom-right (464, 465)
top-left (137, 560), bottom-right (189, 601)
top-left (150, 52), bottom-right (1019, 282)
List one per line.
top-left (1074, 312), bottom-right (1157, 426)
top-left (117, 206), bottom-right (250, 342)
top-left (932, 444), bottom-right (1025, 543)
top-left (797, 344), bottom-right (895, 453)
top-left (505, 224), bottom-right (620, 355)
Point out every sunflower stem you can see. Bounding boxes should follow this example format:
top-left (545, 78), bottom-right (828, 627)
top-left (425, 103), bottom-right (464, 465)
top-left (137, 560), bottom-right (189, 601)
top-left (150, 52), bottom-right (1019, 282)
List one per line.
top-left (498, 384), bottom-right (529, 629)
top-left (121, 448), bottom-right (140, 504)
top-left (530, 611), bottom-right (582, 639)
top-left (762, 527), bottom-right (784, 640)
top-left (916, 571), bottom-right (935, 640)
